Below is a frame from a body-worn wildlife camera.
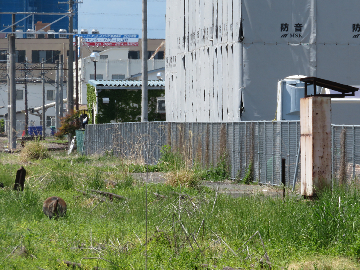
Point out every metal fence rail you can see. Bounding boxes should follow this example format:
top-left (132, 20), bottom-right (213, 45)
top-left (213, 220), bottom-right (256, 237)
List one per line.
top-left (83, 121), bottom-right (302, 186)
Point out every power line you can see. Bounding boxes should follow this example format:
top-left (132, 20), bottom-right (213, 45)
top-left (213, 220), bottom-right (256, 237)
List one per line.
top-left (79, 12), bottom-right (164, 17)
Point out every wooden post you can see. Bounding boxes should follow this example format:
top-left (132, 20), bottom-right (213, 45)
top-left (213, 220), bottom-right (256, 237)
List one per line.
top-left (13, 166), bottom-right (26, 191)
top-left (300, 97), bottom-right (332, 197)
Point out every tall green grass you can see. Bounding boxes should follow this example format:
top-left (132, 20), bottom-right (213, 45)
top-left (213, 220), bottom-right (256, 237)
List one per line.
top-left (0, 152), bottom-right (360, 269)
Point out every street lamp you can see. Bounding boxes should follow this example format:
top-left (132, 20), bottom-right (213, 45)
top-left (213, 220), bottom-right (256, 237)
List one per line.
top-left (90, 52), bottom-right (100, 80)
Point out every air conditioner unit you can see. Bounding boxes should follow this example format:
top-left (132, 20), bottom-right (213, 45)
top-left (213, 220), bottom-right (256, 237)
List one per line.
top-left (15, 30), bottom-right (23, 38)
top-left (26, 29), bottom-right (35, 38)
top-left (47, 30), bottom-right (55, 39)
top-left (156, 97), bottom-right (165, 114)
top-left (37, 30), bottom-right (46, 39)
top-left (91, 29), bottom-right (99, 34)
top-left (80, 29), bottom-right (88, 34)
top-left (59, 29), bottom-right (67, 38)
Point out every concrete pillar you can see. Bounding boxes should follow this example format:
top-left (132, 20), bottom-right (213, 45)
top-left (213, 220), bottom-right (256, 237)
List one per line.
top-left (300, 96), bottom-right (332, 197)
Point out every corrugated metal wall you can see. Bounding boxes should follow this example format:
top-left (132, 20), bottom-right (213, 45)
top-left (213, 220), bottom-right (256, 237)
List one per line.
top-left (83, 121), bottom-right (302, 186)
top-left (83, 122), bottom-right (360, 186)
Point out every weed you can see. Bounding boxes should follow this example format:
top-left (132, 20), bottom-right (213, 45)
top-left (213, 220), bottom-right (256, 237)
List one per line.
top-left (86, 169), bottom-right (105, 190)
top-left (166, 168), bottom-right (201, 188)
top-left (157, 145), bottom-right (185, 171)
top-left (242, 162), bottom-right (254, 184)
top-left (19, 140), bottom-right (49, 162)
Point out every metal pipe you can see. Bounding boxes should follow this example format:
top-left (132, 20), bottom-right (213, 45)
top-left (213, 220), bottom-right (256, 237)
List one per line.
top-left (41, 60), bottom-right (45, 138)
top-left (9, 14), bottom-right (16, 149)
top-left (67, 0), bottom-right (74, 113)
top-left (141, 0), bottom-right (148, 122)
top-left (55, 60), bottom-right (60, 131)
top-left (75, 36), bottom-right (79, 110)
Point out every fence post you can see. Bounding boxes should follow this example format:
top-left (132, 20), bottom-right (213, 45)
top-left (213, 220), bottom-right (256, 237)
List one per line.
top-left (300, 97), bottom-right (332, 197)
top-left (282, 158), bottom-right (286, 199)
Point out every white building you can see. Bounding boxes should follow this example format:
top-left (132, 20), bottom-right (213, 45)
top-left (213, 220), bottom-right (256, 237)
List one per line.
top-left (165, 0), bottom-right (360, 122)
top-left (0, 82), bottom-right (67, 136)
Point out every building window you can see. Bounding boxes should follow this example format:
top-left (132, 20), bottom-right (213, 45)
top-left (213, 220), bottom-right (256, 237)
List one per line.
top-left (90, 74), bottom-right (103, 80)
top-left (16, 51), bottom-right (26, 63)
top-left (66, 50), bottom-right (76, 60)
top-left (16, 90), bottom-right (23, 100)
top-left (128, 51), bottom-right (140, 59)
top-left (148, 51), bottom-right (165, 59)
top-left (112, 74), bottom-right (125, 80)
top-left (0, 50), bottom-right (26, 62)
top-left (47, 90), bottom-right (54, 101)
top-left (156, 51), bottom-right (165, 59)
top-left (46, 116), bottom-right (54, 127)
top-left (147, 51), bottom-right (154, 59)
top-left (0, 50), bottom-right (6, 61)
top-left (100, 55), bottom-right (108, 59)
top-left (32, 50), bottom-right (60, 63)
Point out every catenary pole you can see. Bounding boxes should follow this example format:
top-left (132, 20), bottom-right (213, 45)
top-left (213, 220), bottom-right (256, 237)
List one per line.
top-left (141, 0), bottom-right (148, 122)
top-left (60, 55), bottom-right (64, 118)
top-left (67, 0), bottom-right (74, 113)
top-left (9, 14), bottom-right (16, 149)
top-left (75, 35), bottom-right (79, 110)
top-left (24, 60), bottom-right (28, 135)
top-left (41, 60), bottom-right (46, 138)
top-left (55, 60), bottom-right (60, 131)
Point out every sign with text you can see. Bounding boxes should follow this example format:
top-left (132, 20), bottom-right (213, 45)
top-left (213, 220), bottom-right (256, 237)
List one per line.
top-left (79, 34), bottom-right (139, 47)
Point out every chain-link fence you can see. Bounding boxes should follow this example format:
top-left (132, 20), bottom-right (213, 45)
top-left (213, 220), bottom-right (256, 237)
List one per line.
top-left (332, 125), bottom-right (360, 182)
top-left (83, 121), bottom-right (302, 186)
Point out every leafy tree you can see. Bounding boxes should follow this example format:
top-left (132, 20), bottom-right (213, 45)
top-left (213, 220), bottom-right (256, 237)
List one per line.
top-left (55, 110), bottom-right (81, 138)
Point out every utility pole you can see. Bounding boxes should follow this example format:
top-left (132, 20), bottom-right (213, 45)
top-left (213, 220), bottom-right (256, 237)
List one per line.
top-left (141, 0), bottom-right (148, 122)
top-left (67, 0), bottom-right (74, 113)
top-left (55, 60), bottom-right (60, 131)
top-left (24, 60), bottom-right (28, 136)
top-left (9, 13), bottom-right (16, 149)
top-left (60, 55), bottom-right (64, 119)
top-left (41, 59), bottom-right (46, 139)
top-left (75, 35), bottom-right (79, 110)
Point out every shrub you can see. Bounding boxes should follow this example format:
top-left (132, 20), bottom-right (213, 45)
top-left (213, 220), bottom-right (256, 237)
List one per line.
top-left (0, 119), bottom-right (4, 133)
top-left (55, 110), bottom-right (81, 138)
top-left (19, 141), bottom-right (49, 161)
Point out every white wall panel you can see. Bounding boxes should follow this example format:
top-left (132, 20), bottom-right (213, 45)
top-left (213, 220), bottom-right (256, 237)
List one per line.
top-left (166, 0), bottom-right (360, 122)
top-left (317, 0), bottom-right (360, 44)
top-left (242, 43), bottom-right (311, 121)
top-left (242, 0), bottom-right (312, 44)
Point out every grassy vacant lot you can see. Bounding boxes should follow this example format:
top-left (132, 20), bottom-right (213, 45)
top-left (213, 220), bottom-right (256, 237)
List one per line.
top-left (1, 142), bottom-right (360, 269)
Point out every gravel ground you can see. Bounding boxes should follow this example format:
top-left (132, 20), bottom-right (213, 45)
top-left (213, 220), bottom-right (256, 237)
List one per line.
top-left (132, 172), bottom-right (295, 198)
top-left (0, 136), bottom-right (67, 152)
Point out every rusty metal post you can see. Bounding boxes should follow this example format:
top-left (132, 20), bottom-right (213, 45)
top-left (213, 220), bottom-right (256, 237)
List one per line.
top-left (282, 158), bottom-right (286, 199)
top-left (300, 96), bottom-right (332, 197)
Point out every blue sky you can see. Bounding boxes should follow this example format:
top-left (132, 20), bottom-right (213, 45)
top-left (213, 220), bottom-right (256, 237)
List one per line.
top-left (78, 0), bottom-right (166, 39)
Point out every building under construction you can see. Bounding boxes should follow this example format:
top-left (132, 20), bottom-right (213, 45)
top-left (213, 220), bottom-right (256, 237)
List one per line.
top-left (165, 0), bottom-right (360, 122)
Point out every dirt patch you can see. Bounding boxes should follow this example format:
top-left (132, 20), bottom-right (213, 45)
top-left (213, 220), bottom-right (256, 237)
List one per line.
top-left (0, 136), bottom-right (67, 152)
top-left (132, 172), bottom-right (293, 198)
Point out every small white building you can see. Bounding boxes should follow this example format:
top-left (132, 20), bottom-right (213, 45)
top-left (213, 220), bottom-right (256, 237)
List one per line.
top-left (77, 48), bottom-right (165, 105)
